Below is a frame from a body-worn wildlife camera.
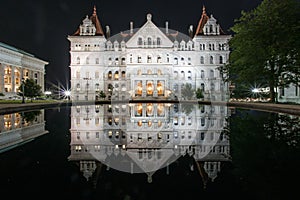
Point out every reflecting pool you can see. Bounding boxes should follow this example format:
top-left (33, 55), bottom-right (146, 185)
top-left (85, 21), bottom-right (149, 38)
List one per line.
top-left (0, 103), bottom-right (299, 200)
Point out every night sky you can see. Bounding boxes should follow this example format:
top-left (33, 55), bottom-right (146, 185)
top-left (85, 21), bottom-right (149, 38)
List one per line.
top-left (0, 0), bottom-right (262, 89)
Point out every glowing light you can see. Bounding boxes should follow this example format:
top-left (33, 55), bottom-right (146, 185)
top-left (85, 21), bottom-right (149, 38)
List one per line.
top-left (45, 91), bottom-right (52, 95)
top-left (252, 88), bottom-right (259, 93)
top-left (64, 90), bottom-right (71, 96)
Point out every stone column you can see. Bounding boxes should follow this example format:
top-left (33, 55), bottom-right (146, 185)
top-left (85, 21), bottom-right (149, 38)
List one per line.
top-left (11, 66), bottom-right (15, 92)
top-left (142, 80), bottom-right (146, 97)
top-left (153, 80), bottom-right (157, 97)
top-left (0, 64), bottom-right (4, 93)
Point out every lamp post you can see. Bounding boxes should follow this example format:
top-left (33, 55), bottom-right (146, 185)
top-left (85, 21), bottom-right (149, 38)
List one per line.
top-left (22, 78), bottom-right (25, 104)
top-left (83, 77), bottom-right (91, 101)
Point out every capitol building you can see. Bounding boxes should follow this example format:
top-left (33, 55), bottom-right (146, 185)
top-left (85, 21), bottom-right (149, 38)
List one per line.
top-left (68, 6), bottom-right (231, 101)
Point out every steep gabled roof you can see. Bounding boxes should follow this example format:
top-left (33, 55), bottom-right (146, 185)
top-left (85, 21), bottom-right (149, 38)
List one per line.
top-left (73, 6), bottom-right (104, 36)
top-left (194, 5), bottom-right (210, 36)
top-left (194, 5), bottom-right (226, 36)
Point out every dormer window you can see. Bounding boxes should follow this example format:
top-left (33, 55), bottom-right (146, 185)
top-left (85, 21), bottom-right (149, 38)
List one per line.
top-left (147, 37), bottom-right (152, 46)
top-left (138, 38), bottom-right (143, 46)
top-left (79, 16), bottom-right (96, 36)
top-left (157, 37), bottom-right (161, 46)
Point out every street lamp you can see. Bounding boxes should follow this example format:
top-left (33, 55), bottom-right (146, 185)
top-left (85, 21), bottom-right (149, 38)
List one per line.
top-left (22, 78), bottom-right (25, 103)
top-left (83, 77), bottom-right (91, 101)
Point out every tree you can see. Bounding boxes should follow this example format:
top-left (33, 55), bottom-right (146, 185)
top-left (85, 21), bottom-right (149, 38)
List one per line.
top-left (19, 78), bottom-right (42, 102)
top-left (195, 88), bottom-right (204, 99)
top-left (99, 90), bottom-right (106, 99)
top-left (22, 110), bottom-right (41, 124)
top-left (220, 0), bottom-right (300, 102)
top-left (181, 83), bottom-right (194, 100)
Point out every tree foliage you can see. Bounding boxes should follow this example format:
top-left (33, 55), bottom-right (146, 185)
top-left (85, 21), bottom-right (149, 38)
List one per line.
top-left (181, 83), bottom-right (194, 100)
top-left (195, 88), bottom-right (204, 99)
top-left (221, 0), bottom-right (300, 102)
top-left (19, 78), bottom-right (42, 101)
top-left (99, 90), bottom-right (106, 99)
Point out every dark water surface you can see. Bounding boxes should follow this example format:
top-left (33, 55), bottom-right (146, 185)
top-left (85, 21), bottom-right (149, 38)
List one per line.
top-left (0, 104), bottom-right (299, 200)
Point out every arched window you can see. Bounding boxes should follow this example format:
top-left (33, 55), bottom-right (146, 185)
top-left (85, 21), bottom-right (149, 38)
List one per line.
top-left (108, 71), bottom-right (112, 80)
top-left (157, 37), bottom-right (161, 46)
top-left (219, 56), bottom-right (223, 64)
top-left (157, 56), bottom-right (162, 63)
top-left (201, 70), bottom-right (205, 78)
top-left (138, 37), bottom-right (143, 45)
top-left (138, 56), bottom-right (142, 63)
top-left (137, 69), bottom-right (142, 75)
top-left (210, 56), bottom-right (214, 64)
top-left (174, 71), bottom-right (178, 79)
top-left (86, 57), bottom-right (89, 64)
top-left (114, 71), bottom-right (119, 80)
top-left (76, 57), bottom-right (80, 64)
top-left (200, 56), bottom-right (204, 64)
top-left (210, 70), bottom-right (214, 78)
top-left (174, 57), bottom-right (178, 65)
top-left (96, 58), bottom-right (99, 64)
top-left (187, 71), bottom-right (192, 80)
top-left (76, 83), bottom-right (80, 91)
top-left (121, 57), bottom-right (126, 65)
top-left (147, 55), bottom-right (152, 63)
top-left (95, 83), bottom-right (99, 91)
top-left (122, 71), bottom-right (126, 79)
top-left (201, 83), bottom-right (205, 91)
top-left (181, 71), bottom-right (185, 79)
top-left (147, 37), bottom-right (152, 45)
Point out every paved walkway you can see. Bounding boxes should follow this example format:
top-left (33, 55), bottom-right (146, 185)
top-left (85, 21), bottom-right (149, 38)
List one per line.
top-left (0, 100), bottom-right (300, 116)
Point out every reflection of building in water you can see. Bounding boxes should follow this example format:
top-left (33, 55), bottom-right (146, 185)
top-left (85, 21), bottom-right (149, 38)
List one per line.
top-left (68, 6), bottom-right (230, 101)
top-left (68, 103), bottom-right (230, 185)
top-left (0, 110), bottom-right (48, 153)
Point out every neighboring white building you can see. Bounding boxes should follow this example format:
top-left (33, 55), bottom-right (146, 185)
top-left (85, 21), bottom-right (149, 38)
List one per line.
top-left (0, 42), bottom-right (48, 97)
top-left (68, 6), bottom-right (231, 101)
top-left (278, 84), bottom-right (300, 104)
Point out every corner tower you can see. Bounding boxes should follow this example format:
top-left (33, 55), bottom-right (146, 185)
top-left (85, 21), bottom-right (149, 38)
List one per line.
top-left (68, 6), bottom-right (107, 101)
top-left (193, 5), bottom-right (231, 101)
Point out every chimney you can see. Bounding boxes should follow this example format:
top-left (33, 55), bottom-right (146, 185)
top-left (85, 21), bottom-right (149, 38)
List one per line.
top-left (106, 25), bottom-right (110, 38)
top-left (130, 21), bottom-right (133, 34)
top-left (165, 21), bottom-right (169, 34)
top-left (189, 25), bottom-right (193, 38)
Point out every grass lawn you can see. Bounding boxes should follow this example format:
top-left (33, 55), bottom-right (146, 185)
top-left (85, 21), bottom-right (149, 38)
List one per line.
top-left (0, 99), bottom-right (59, 104)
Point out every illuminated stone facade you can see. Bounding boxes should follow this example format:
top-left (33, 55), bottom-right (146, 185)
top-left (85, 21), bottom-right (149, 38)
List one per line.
top-left (0, 42), bottom-right (48, 97)
top-left (68, 6), bottom-right (231, 101)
